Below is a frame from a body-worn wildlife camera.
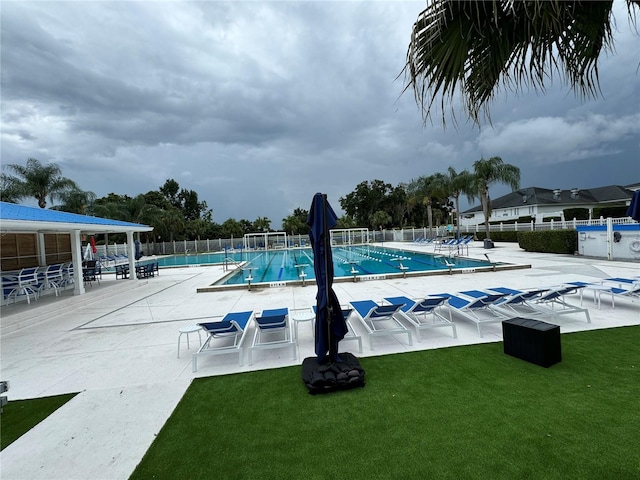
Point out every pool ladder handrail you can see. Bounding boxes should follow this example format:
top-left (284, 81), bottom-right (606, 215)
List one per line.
top-left (223, 257), bottom-right (243, 272)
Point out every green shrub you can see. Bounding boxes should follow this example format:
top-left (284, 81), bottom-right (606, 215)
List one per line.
top-left (475, 231), bottom-right (519, 242)
top-left (518, 230), bottom-right (578, 254)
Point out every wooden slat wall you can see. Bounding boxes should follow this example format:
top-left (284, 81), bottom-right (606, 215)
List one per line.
top-left (1, 233), bottom-right (72, 271)
top-left (44, 234), bottom-right (72, 265)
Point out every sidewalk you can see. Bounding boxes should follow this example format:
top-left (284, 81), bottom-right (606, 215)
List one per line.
top-left (1, 242), bottom-right (638, 479)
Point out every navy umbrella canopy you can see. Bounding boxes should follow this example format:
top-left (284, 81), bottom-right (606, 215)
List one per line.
top-left (627, 190), bottom-right (640, 222)
top-left (307, 193), bottom-right (348, 363)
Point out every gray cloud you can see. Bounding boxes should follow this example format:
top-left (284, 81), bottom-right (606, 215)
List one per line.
top-left (2, 1), bottom-right (638, 227)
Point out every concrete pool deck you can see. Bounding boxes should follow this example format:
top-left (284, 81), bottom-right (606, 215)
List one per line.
top-left (1, 241), bottom-right (639, 479)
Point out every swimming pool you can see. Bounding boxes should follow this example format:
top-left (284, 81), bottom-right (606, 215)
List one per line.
top-left (157, 246), bottom-right (493, 287)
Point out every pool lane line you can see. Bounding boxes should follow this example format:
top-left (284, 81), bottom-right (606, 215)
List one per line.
top-left (257, 250), bottom-right (278, 283)
top-left (277, 249), bottom-right (287, 281)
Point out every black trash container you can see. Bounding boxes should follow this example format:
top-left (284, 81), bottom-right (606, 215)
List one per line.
top-left (484, 238), bottom-right (494, 249)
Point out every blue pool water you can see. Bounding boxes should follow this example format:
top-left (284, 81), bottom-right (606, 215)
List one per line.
top-left (156, 246), bottom-right (492, 286)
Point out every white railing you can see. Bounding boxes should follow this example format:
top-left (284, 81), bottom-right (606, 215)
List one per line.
top-left (93, 216), bottom-right (638, 256)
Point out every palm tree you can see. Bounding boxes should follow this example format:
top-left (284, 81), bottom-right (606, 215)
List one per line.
top-left (370, 210), bottom-right (392, 230)
top-left (53, 188), bottom-right (97, 215)
top-left (469, 157), bottom-right (520, 242)
top-left (434, 167), bottom-right (475, 240)
top-left (0, 173), bottom-right (21, 203)
top-left (407, 173), bottom-right (448, 238)
top-left (2, 158), bottom-right (78, 208)
top-left (403, 0), bottom-right (639, 125)
top-left (160, 208), bottom-right (186, 243)
top-left (253, 217), bottom-right (271, 233)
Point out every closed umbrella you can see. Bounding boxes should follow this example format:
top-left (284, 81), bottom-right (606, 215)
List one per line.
top-left (627, 190), bottom-right (640, 222)
top-left (307, 193), bottom-right (348, 363)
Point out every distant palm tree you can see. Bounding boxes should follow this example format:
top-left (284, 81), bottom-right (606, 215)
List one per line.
top-left (52, 188), bottom-right (97, 215)
top-left (2, 158), bottom-right (78, 208)
top-left (407, 173), bottom-right (448, 238)
top-left (434, 167), bottom-right (475, 239)
top-left (469, 157), bottom-right (520, 241)
top-left (403, 0), bottom-right (639, 125)
top-left (253, 217), bottom-right (271, 232)
top-left (370, 210), bottom-right (392, 230)
top-left (0, 173), bottom-right (21, 203)
top-left (160, 208), bottom-right (186, 243)
top-left (121, 195), bottom-right (164, 244)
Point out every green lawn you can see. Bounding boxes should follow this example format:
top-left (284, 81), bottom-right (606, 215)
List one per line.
top-left (131, 326), bottom-right (640, 480)
top-left (1, 392), bottom-right (77, 450)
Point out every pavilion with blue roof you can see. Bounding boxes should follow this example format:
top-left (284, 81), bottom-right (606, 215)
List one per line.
top-left (1, 201), bottom-right (153, 297)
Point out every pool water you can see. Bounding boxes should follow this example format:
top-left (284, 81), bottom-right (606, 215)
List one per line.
top-left (156, 246), bottom-right (491, 286)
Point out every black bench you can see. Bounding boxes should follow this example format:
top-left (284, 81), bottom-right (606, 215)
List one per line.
top-left (502, 317), bottom-right (561, 367)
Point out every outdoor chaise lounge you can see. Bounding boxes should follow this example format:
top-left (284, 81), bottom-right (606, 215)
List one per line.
top-left (564, 281), bottom-right (640, 307)
top-left (601, 277), bottom-right (640, 288)
top-left (349, 300), bottom-right (412, 350)
top-left (527, 286), bottom-right (591, 323)
top-left (603, 284), bottom-right (640, 304)
top-left (464, 286), bottom-right (590, 322)
top-left (310, 306), bottom-right (363, 354)
top-left (383, 295), bottom-right (457, 342)
top-left (193, 311), bottom-right (253, 371)
top-left (247, 308), bottom-right (297, 366)
top-left (484, 287), bottom-right (551, 317)
top-left (432, 291), bottom-right (509, 338)
top-left (491, 282), bottom-right (591, 323)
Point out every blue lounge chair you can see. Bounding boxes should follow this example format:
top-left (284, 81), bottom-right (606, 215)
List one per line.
top-left (601, 277), bottom-right (640, 288)
top-left (605, 284), bottom-right (640, 304)
top-left (528, 286), bottom-right (591, 323)
top-left (434, 238), bottom-right (456, 252)
top-left (455, 235), bottom-right (474, 255)
top-left (248, 308), bottom-right (297, 365)
top-left (193, 311), bottom-right (253, 371)
top-left (565, 281), bottom-right (640, 308)
top-left (484, 287), bottom-right (550, 316)
top-left (432, 292), bottom-right (509, 337)
top-left (311, 306), bottom-right (363, 353)
top-left (384, 295), bottom-right (457, 342)
top-left (349, 300), bottom-right (412, 350)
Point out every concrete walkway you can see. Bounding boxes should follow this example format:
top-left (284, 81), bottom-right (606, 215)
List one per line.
top-left (1, 242), bottom-right (638, 479)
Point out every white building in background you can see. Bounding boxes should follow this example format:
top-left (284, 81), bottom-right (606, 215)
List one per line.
top-left (460, 184), bottom-right (636, 226)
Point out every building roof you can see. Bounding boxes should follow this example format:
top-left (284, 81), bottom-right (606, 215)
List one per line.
top-left (462, 185), bottom-right (634, 214)
top-left (0, 201), bottom-right (153, 234)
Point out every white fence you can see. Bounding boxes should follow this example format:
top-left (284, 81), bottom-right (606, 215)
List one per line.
top-left (97, 217), bottom-right (638, 257)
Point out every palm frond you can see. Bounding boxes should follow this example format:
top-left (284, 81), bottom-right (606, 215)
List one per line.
top-left (403, 0), bottom-right (631, 126)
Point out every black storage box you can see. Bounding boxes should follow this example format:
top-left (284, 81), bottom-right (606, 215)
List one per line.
top-left (502, 317), bottom-right (561, 367)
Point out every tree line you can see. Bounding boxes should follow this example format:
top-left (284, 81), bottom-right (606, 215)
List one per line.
top-left (1, 157), bottom-right (520, 241)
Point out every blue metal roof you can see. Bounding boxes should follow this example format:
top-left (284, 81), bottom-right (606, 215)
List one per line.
top-left (0, 201), bottom-right (149, 228)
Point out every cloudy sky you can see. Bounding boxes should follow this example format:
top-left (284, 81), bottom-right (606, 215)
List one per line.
top-left (2, 1), bottom-right (639, 228)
